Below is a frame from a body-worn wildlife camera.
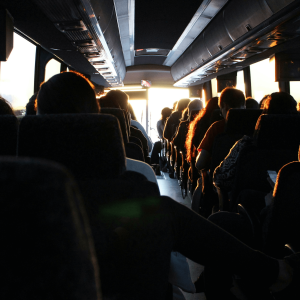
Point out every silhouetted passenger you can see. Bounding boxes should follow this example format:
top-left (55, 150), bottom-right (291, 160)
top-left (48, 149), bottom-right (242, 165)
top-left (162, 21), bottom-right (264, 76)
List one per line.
top-left (246, 97), bottom-right (259, 109)
top-left (262, 92), bottom-right (297, 115)
top-left (196, 88), bottom-right (245, 170)
top-left (26, 93), bottom-right (38, 115)
top-left (104, 90), bottom-right (152, 154)
top-left (157, 107), bottom-right (172, 139)
top-left (185, 97), bottom-right (219, 163)
top-left (259, 94), bottom-right (270, 109)
top-left (128, 102), bottom-right (137, 121)
top-left (37, 71), bottom-right (99, 114)
top-left (163, 98), bottom-right (191, 142)
top-left (0, 96), bottom-right (15, 116)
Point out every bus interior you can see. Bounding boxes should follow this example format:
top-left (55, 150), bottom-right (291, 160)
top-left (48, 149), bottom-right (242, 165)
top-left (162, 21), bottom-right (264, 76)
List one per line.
top-left (1, 0), bottom-right (300, 299)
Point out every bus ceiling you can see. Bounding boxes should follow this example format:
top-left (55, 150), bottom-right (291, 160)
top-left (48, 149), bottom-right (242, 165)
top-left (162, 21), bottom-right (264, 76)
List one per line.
top-left (0, 0), bottom-right (300, 88)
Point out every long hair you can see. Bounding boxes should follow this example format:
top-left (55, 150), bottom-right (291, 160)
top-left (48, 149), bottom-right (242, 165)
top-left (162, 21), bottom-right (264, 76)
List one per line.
top-left (185, 97), bottom-right (219, 162)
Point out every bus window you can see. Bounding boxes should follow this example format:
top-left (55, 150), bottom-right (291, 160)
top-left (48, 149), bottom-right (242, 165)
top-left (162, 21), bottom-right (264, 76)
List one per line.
top-left (211, 78), bottom-right (218, 97)
top-left (250, 58), bottom-right (279, 102)
top-left (290, 82), bottom-right (300, 104)
top-left (45, 59), bottom-right (61, 82)
top-left (236, 70), bottom-right (245, 95)
top-left (0, 33), bottom-right (36, 110)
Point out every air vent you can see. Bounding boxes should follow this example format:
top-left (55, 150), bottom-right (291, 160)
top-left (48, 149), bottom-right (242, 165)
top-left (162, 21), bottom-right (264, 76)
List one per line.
top-left (84, 52), bottom-right (101, 58)
top-left (55, 20), bottom-right (87, 32)
top-left (91, 61), bottom-right (106, 66)
top-left (73, 40), bottom-right (96, 47)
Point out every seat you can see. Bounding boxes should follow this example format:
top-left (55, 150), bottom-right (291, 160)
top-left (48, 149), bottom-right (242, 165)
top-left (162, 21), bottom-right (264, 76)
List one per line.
top-left (0, 115), bottom-right (18, 156)
top-left (262, 161), bottom-right (300, 258)
top-left (0, 157), bottom-right (100, 299)
top-left (18, 114), bottom-right (126, 180)
top-left (255, 114), bottom-right (300, 151)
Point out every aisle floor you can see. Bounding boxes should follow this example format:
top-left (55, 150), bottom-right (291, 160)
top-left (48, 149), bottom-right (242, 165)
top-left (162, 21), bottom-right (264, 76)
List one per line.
top-left (157, 172), bottom-right (206, 300)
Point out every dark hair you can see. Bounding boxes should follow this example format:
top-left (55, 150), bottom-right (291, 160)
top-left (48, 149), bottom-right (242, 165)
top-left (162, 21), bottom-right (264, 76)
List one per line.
top-left (26, 92), bottom-right (38, 115)
top-left (127, 103), bottom-right (137, 121)
top-left (37, 71), bottom-right (98, 114)
top-left (161, 107), bottom-right (172, 121)
top-left (105, 90), bottom-right (129, 110)
top-left (263, 92), bottom-right (297, 114)
top-left (218, 87), bottom-right (245, 109)
top-left (245, 97), bottom-right (259, 109)
top-left (185, 97), bottom-right (219, 162)
top-left (259, 94), bottom-right (270, 109)
top-left (0, 96), bottom-right (15, 116)
top-left (177, 98), bottom-right (191, 112)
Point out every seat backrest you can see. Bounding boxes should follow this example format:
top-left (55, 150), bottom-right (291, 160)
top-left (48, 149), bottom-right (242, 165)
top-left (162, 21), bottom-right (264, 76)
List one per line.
top-left (18, 114), bottom-right (126, 180)
top-left (0, 157), bottom-right (100, 300)
top-left (125, 142), bottom-right (145, 161)
top-left (230, 146), bottom-right (298, 211)
top-left (225, 109), bottom-right (262, 136)
top-left (263, 161), bottom-right (300, 256)
top-left (255, 114), bottom-right (300, 150)
top-left (0, 115), bottom-right (18, 156)
top-left (100, 108), bottom-right (129, 143)
top-left (210, 109), bottom-right (262, 175)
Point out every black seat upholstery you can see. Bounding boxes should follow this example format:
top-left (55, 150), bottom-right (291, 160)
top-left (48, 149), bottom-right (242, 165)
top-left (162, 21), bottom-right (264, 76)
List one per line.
top-left (18, 114), bottom-right (126, 180)
top-left (100, 108), bottom-right (129, 143)
top-left (263, 161), bottom-right (300, 257)
top-left (0, 115), bottom-right (18, 156)
top-left (255, 114), bottom-right (300, 150)
top-left (210, 109), bottom-right (262, 175)
top-left (0, 157), bottom-right (100, 299)
top-left (230, 146), bottom-right (298, 211)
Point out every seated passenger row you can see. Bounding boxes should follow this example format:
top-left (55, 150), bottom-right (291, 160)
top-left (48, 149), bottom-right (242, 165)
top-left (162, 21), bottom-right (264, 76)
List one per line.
top-left (0, 71), bottom-right (299, 300)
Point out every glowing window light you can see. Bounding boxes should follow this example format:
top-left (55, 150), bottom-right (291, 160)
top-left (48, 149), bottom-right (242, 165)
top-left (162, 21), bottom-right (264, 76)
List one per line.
top-left (250, 57), bottom-right (279, 102)
top-left (211, 78), bottom-right (218, 97)
top-left (45, 59), bottom-right (61, 82)
top-left (148, 88), bottom-right (189, 142)
top-left (0, 33), bottom-right (36, 109)
top-left (235, 70), bottom-right (245, 95)
top-left (290, 81), bottom-right (300, 103)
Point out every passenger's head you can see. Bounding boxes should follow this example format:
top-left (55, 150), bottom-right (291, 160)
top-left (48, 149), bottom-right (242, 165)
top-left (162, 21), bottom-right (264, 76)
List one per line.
top-left (26, 92), bottom-right (38, 116)
top-left (0, 96), bottom-right (15, 116)
top-left (177, 98), bottom-right (191, 112)
top-left (218, 87), bottom-right (245, 118)
top-left (259, 94), bottom-right (270, 109)
top-left (187, 99), bottom-right (203, 117)
top-left (245, 97), bottom-right (259, 109)
top-left (263, 92), bottom-right (297, 114)
top-left (105, 90), bottom-right (129, 110)
top-left (127, 103), bottom-right (137, 121)
top-left (161, 107), bottom-right (172, 121)
top-left (37, 71), bottom-right (98, 114)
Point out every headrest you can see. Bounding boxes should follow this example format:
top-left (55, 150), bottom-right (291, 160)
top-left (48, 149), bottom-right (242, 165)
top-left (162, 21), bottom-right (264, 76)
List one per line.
top-left (0, 115), bottom-right (18, 155)
top-left (0, 157), bottom-right (100, 299)
top-left (100, 108), bottom-right (129, 143)
top-left (255, 114), bottom-right (300, 150)
top-left (225, 109), bottom-right (262, 136)
top-left (209, 109), bottom-right (223, 125)
top-left (18, 114), bottom-right (126, 180)
top-left (189, 109), bottom-right (201, 122)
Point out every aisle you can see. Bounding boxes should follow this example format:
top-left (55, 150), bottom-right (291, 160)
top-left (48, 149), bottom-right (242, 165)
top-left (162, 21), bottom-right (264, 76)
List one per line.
top-left (157, 172), bottom-right (206, 300)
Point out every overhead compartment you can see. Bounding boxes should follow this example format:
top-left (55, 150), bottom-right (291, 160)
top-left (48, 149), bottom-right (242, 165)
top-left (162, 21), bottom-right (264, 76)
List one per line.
top-left (265, 0), bottom-right (295, 14)
top-left (223, 0), bottom-right (273, 41)
top-left (203, 12), bottom-right (233, 56)
top-left (171, 0), bottom-right (296, 83)
top-left (191, 34), bottom-right (212, 65)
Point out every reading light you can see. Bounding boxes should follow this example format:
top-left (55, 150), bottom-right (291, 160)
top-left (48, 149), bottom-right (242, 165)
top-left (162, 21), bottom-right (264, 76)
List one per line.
top-left (73, 40), bottom-right (96, 47)
top-left (55, 20), bottom-right (87, 32)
